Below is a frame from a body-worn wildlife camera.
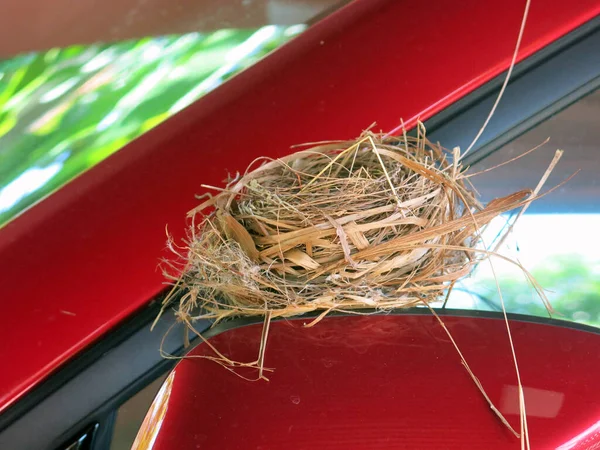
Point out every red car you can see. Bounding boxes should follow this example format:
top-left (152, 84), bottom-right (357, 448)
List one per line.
top-left (0, 1), bottom-right (599, 449)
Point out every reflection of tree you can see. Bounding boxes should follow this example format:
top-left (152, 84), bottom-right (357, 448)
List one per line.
top-left (469, 255), bottom-right (600, 327)
top-left (0, 26), bottom-right (301, 226)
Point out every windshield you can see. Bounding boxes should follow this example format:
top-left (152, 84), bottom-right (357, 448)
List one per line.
top-left (446, 89), bottom-right (600, 329)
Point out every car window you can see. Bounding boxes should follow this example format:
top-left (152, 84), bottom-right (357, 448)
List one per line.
top-left (110, 376), bottom-right (167, 450)
top-left (446, 89), bottom-right (600, 328)
top-left (0, 2), bottom-right (349, 228)
top-left (0, 28), bottom-right (302, 227)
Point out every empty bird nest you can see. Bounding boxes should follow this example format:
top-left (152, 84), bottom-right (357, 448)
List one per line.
top-left (161, 127), bottom-right (544, 333)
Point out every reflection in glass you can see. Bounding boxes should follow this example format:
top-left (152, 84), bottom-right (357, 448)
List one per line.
top-left (447, 214), bottom-right (600, 327)
top-left (0, 25), bottom-right (304, 227)
top-left (111, 375), bottom-right (167, 450)
top-left (131, 371), bottom-right (175, 450)
top-left (446, 90), bottom-right (600, 328)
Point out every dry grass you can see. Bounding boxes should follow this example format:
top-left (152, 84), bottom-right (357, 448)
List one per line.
top-left (162, 129), bottom-right (536, 330)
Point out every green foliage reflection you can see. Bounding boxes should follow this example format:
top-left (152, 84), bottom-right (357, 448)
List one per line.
top-left (455, 254), bottom-right (600, 327)
top-left (0, 25), bottom-right (303, 226)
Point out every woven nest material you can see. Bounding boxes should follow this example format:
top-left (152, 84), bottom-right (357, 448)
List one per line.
top-left (163, 131), bottom-right (533, 327)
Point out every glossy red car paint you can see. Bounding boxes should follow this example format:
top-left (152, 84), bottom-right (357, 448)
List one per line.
top-left (134, 315), bottom-right (600, 449)
top-left (0, 0), bottom-right (598, 412)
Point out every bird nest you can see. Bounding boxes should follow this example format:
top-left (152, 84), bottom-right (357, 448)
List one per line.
top-left (163, 131), bottom-right (532, 328)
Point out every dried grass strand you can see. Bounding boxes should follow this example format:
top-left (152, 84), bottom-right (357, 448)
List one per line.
top-left (462, 0), bottom-right (532, 159)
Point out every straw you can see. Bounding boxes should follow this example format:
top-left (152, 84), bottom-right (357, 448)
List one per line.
top-left (161, 131), bottom-right (536, 338)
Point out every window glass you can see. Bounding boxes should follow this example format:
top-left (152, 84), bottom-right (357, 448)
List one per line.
top-left (0, 1), bottom-right (349, 227)
top-left (0, 27), bottom-right (303, 226)
top-left (446, 89), bottom-right (600, 328)
top-left (111, 375), bottom-right (167, 450)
